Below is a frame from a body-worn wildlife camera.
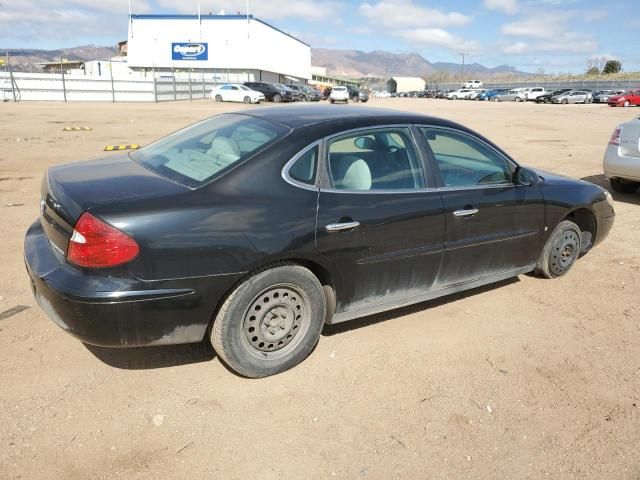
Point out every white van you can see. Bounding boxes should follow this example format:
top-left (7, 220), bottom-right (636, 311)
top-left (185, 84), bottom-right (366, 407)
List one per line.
top-left (463, 80), bottom-right (483, 89)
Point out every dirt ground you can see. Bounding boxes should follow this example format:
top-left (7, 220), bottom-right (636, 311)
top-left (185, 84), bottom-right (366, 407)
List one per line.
top-left (0, 98), bottom-right (639, 480)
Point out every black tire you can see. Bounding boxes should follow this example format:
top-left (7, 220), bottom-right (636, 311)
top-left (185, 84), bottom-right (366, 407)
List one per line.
top-left (610, 178), bottom-right (639, 194)
top-left (214, 94), bottom-right (222, 102)
top-left (211, 265), bottom-right (326, 378)
top-left (535, 220), bottom-right (582, 279)
top-left (243, 96), bottom-right (251, 104)
top-left (330, 99), bottom-right (334, 104)
top-left (562, 98), bottom-right (568, 104)
top-left (624, 100), bottom-right (630, 107)
top-left (272, 94), bottom-right (282, 103)
top-left (515, 97), bottom-right (522, 102)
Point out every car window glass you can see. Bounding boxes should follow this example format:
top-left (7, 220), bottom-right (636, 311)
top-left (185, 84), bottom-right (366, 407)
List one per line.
top-left (131, 114), bottom-right (288, 188)
top-left (327, 128), bottom-right (425, 191)
top-left (421, 128), bottom-right (512, 188)
top-left (288, 145), bottom-right (318, 185)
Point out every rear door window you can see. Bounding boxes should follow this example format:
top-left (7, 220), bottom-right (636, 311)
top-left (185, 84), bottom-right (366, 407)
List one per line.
top-left (327, 128), bottom-right (425, 191)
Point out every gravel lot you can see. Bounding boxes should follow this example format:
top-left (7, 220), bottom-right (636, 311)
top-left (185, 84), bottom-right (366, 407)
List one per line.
top-left (1, 98), bottom-right (638, 479)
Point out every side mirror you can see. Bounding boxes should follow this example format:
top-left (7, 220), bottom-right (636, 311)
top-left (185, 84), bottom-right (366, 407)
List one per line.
top-left (514, 166), bottom-right (540, 186)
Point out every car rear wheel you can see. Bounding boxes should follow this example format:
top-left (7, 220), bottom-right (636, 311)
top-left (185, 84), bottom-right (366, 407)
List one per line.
top-left (562, 98), bottom-right (568, 104)
top-left (535, 220), bottom-right (582, 279)
top-left (515, 97), bottom-right (522, 102)
top-left (610, 178), bottom-right (639, 194)
top-left (214, 94), bottom-right (222, 102)
top-left (272, 94), bottom-right (282, 103)
top-left (211, 265), bottom-right (326, 378)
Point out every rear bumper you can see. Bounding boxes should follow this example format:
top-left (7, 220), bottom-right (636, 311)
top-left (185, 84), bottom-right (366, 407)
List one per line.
top-left (24, 220), bottom-right (242, 347)
top-left (603, 145), bottom-right (640, 182)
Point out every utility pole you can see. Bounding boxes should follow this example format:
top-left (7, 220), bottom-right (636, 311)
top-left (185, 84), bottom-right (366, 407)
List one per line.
top-left (459, 52), bottom-right (469, 84)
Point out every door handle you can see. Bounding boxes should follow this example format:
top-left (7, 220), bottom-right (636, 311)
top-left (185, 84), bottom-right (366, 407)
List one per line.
top-left (453, 208), bottom-right (479, 217)
top-left (325, 221), bottom-right (360, 233)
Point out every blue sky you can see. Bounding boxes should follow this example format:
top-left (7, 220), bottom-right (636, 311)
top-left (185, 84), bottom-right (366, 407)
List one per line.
top-left (1, 0), bottom-right (639, 73)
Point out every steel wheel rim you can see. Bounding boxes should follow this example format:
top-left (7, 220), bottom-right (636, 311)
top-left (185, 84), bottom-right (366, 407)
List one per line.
top-left (550, 230), bottom-right (580, 276)
top-left (241, 284), bottom-right (310, 359)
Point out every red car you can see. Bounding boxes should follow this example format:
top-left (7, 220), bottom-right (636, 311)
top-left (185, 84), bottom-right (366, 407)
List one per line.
top-left (608, 90), bottom-right (640, 107)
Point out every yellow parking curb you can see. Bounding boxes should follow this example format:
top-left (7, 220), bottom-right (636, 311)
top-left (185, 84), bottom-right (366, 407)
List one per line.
top-left (63, 126), bottom-right (92, 131)
top-left (104, 144), bottom-right (140, 151)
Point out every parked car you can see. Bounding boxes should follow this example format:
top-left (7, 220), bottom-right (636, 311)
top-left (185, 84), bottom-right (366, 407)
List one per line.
top-left (346, 86), bottom-right (362, 102)
top-left (593, 90), bottom-right (624, 103)
top-left (463, 80), bottom-right (483, 89)
top-left (552, 90), bottom-right (591, 104)
top-left (478, 89), bottom-right (506, 101)
top-left (330, 85), bottom-right (349, 103)
top-left (535, 89), bottom-right (571, 104)
top-left (603, 116), bottom-right (640, 193)
top-left (25, 105), bottom-right (615, 377)
top-left (244, 82), bottom-right (294, 102)
top-left (608, 90), bottom-right (640, 107)
top-left (287, 85), bottom-right (322, 102)
top-left (524, 87), bottom-right (547, 101)
top-left (447, 89), bottom-right (475, 100)
top-left (468, 89), bottom-right (486, 100)
top-left (358, 90), bottom-right (370, 102)
top-left (210, 84), bottom-right (264, 104)
top-left (275, 83), bottom-right (301, 101)
top-left (376, 90), bottom-right (391, 98)
top-left (495, 90), bottom-right (527, 102)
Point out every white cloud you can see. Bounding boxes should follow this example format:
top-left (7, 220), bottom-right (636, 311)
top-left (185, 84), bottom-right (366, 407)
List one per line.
top-left (502, 41), bottom-right (528, 54)
top-left (483, 0), bottom-right (518, 14)
top-left (399, 29), bottom-right (480, 53)
top-left (359, 0), bottom-right (471, 29)
top-left (155, 0), bottom-right (343, 21)
top-left (0, 0), bottom-right (152, 42)
top-left (502, 14), bottom-right (563, 39)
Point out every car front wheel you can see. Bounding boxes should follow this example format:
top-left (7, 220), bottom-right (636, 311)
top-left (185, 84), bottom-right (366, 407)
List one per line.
top-left (243, 96), bottom-right (251, 104)
top-left (535, 220), bottom-right (582, 279)
top-left (610, 178), bottom-right (639, 194)
top-left (211, 264), bottom-right (326, 378)
top-left (624, 100), bottom-right (630, 107)
top-left (272, 94), bottom-right (282, 103)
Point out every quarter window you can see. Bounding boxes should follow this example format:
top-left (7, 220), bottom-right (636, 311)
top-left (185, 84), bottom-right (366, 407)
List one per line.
top-left (421, 128), bottom-right (513, 188)
top-left (288, 145), bottom-right (318, 185)
top-left (327, 128), bottom-right (425, 191)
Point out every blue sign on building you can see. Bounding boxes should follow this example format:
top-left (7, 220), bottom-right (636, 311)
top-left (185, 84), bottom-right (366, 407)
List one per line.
top-left (171, 43), bottom-right (208, 61)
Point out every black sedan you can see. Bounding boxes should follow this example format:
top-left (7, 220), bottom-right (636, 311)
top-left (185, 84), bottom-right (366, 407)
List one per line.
top-left (25, 105), bottom-right (615, 377)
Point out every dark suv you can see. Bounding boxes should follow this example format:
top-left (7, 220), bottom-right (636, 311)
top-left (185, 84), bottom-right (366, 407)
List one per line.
top-left (244, 82), bottom-right (294, 102)
top-left (287, 85), bottom-right (322, 102)
top-left (346, 86), bottom-right (361, 102)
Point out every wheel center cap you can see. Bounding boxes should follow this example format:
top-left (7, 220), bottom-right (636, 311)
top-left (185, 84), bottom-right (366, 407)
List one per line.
top-left (261, 305), bottom-right (293, 341)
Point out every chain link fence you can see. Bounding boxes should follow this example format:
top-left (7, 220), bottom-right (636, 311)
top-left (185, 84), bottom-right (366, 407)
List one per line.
top-left (426, 78), bottom-right (640, 91)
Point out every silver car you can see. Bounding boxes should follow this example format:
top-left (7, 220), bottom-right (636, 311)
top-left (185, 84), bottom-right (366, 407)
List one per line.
top-left (593, 90), bottom-right (624, 103)
top-left (603, 116), bottom-right (640, 193)
top-left (495, 90), bottom-right (526, 102)
top-left (552, 90), bottom-right (591, 104)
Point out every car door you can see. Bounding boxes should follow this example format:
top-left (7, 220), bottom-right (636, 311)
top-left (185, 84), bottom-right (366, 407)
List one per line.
top-left (418, 126), bottom-right (545, 288)
top-left (315, 126), bottom-right (446, 316)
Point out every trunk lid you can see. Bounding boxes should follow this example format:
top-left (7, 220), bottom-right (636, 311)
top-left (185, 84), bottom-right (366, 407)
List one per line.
top-left (620, 119), bottom-right (640, 158)
top-left (40, 155), bottom-right (189, 256)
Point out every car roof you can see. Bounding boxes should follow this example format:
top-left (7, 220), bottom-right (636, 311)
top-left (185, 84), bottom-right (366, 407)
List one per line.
top-left (237, 104), bottom-right (466, 130)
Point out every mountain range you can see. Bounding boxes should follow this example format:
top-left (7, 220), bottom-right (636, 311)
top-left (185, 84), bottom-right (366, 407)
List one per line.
top-left (3, 45), bottom-right (531, 78)
top-left (311, 48), bottom-right (530, 78)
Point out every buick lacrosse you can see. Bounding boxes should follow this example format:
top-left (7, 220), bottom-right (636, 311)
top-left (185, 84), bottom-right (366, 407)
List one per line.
top-left (25, 105), bottom-right (615, 377)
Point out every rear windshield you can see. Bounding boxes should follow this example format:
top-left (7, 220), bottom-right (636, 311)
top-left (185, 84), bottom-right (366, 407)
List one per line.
top-left (131, 114), bottom-right (288, 187)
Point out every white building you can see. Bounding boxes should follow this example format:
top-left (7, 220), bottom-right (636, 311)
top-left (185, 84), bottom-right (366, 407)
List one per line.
top-left (387, 76), bottom-right (426, 93)
top-left (127, 14), bottom-right (311, 83)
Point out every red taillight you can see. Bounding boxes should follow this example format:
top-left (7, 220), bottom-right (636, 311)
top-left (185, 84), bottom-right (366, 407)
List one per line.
top-left (67, 212), bottom-right (139, 268)
top-left (609, 127), bottom-right (621, 146)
